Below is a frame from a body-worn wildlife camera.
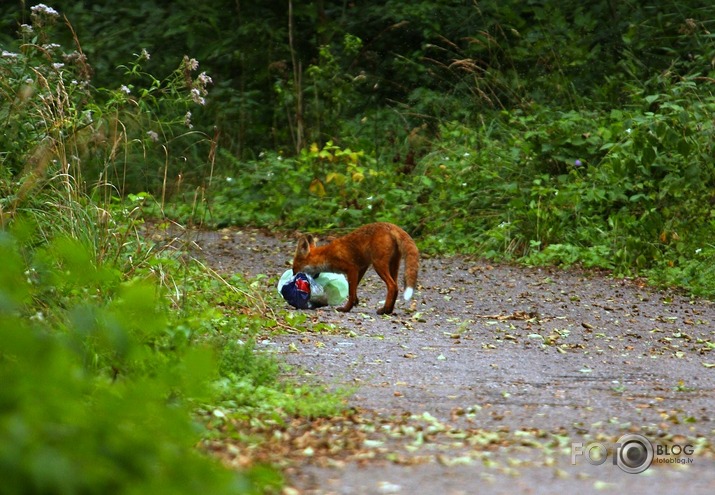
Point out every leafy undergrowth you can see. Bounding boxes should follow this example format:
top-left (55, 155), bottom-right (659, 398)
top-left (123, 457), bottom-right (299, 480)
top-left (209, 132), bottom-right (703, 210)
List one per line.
top-left (0, 223), bottom-right (349, 494)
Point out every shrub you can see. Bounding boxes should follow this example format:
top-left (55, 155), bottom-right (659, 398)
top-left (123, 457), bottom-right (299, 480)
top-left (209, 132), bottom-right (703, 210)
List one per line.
top-left (0, 231), bottom-right (279, 495)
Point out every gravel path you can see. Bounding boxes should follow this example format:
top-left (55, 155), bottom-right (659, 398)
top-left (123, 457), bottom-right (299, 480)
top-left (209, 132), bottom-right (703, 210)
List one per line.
top-left (194, 227), bottom-right (715, 495)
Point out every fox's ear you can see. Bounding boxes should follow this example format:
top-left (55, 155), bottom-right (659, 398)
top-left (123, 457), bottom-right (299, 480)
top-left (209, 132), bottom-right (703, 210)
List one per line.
top-left (295, 235), bottom-right (313, 258)
top-left (294, 232), bottom-right (317, 244)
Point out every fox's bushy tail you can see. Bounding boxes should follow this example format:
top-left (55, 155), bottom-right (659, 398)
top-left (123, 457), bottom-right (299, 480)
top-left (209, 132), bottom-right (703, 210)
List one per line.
top-left (397, 229), bottom-right (419, 301)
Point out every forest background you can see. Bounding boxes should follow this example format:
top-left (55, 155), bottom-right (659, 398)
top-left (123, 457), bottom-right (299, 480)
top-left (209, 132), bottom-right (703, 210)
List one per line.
top-left (1, 1), bottom-right (715, 493)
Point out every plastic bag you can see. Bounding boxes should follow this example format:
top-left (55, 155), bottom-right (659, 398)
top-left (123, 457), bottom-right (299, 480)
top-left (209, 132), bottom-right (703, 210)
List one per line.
top-left (313, 272), bottom-right (349, 306)
top-left (278, 272), bottom-right (326, 309)
top-left (277, 269), bottom-right (348, 309)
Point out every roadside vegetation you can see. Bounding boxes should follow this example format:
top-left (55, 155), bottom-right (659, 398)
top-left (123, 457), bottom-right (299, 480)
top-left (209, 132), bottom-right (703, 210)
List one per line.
top-left (1, 1), bottom-right (714, 493)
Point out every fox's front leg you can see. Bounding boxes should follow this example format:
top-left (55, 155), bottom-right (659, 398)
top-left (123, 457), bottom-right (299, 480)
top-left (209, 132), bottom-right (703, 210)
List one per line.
top-left (337, 269), bottom-right (359, 312)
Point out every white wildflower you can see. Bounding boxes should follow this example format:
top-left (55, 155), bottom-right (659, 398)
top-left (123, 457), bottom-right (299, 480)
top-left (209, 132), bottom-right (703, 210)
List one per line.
top-left (120, 85), bottom-right (131, 94)
top-left (184, 111), bottom-right (193, 128)
top-left (186, 58), bottom-right (199, 71)
top-left (146, 130), bottom-right (159, 142)
top-left (31, 4), bottom-right (59, 17)
top-left (29, 311), bottom-right (45, 322)
top-left (190, 87), bottom-right (205, 105)
top-left (52, 62), bottom-right (64, 70)
top-left (197, 71), bottom-right (212, 86)
top-left (140, 48), bottom-right (151, 61)
top-left (20, 24), bottom-right (34, 35)
top-left (2, 50), bottom-right (19, 59)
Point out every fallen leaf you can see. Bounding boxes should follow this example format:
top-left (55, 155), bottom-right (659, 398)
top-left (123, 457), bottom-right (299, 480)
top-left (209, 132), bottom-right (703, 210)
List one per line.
top-left (377, 481), bottom-right (401, 494)
top-left (594, 480), bottom-right (615, 490)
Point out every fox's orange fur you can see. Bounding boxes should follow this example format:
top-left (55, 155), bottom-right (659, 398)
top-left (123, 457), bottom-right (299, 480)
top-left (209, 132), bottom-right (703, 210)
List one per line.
top-left (292, 222), bottom-right (419, 314)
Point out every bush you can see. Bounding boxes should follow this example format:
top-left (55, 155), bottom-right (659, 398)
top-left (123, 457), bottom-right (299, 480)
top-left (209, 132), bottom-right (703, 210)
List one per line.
top-left (0, 231), bottom-right (281, 495)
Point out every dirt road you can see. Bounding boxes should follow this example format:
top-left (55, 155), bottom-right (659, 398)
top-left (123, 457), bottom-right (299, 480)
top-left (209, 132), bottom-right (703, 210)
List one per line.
top-left (196, 227), bottom-right (715, 495)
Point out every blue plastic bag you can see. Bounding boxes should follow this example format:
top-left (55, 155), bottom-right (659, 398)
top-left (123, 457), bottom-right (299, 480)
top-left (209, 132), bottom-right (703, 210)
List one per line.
top-left (279, 272), bottom-right (327, 309)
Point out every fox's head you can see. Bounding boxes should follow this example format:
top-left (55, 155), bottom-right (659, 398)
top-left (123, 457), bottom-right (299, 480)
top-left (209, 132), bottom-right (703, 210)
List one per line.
top-left (292, 234), bottom-right (317, 275)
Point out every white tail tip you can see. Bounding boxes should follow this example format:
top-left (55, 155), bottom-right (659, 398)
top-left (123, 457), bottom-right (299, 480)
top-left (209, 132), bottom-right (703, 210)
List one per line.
top-left (403, 287), bottom-right (414, 301)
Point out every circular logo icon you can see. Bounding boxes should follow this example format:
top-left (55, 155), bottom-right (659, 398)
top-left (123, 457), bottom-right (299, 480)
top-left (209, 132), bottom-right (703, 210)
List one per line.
top-left (616, 434), bottom-right (653, 474)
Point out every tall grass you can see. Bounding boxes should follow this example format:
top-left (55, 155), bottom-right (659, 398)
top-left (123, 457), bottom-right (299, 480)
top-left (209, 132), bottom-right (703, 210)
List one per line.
top-left (0, 4), bottom-right (216, 269)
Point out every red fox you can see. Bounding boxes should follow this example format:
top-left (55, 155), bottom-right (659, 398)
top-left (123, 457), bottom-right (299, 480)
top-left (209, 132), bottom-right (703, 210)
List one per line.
top-left (292, 222), bottom-right (419, 314)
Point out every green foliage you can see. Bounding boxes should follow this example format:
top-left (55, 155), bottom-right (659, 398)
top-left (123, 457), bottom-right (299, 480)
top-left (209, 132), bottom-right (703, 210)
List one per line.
top-left (163, 140), bottom-right (396, 229)
top-left (472, 77), bottom-right (715, 294)
top-left (213, 340), bottom-right (346, 420)
top-left (4, 1), bottom-right (715, 158)
top-left (0, 230), bottom-right (284, 495)
top-left (1, 218), bottom-right (349, 493)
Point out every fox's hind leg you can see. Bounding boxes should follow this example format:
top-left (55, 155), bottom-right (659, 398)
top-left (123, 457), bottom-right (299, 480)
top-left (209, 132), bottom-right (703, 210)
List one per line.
top-left (373, 255), bottom-right (399, 315)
